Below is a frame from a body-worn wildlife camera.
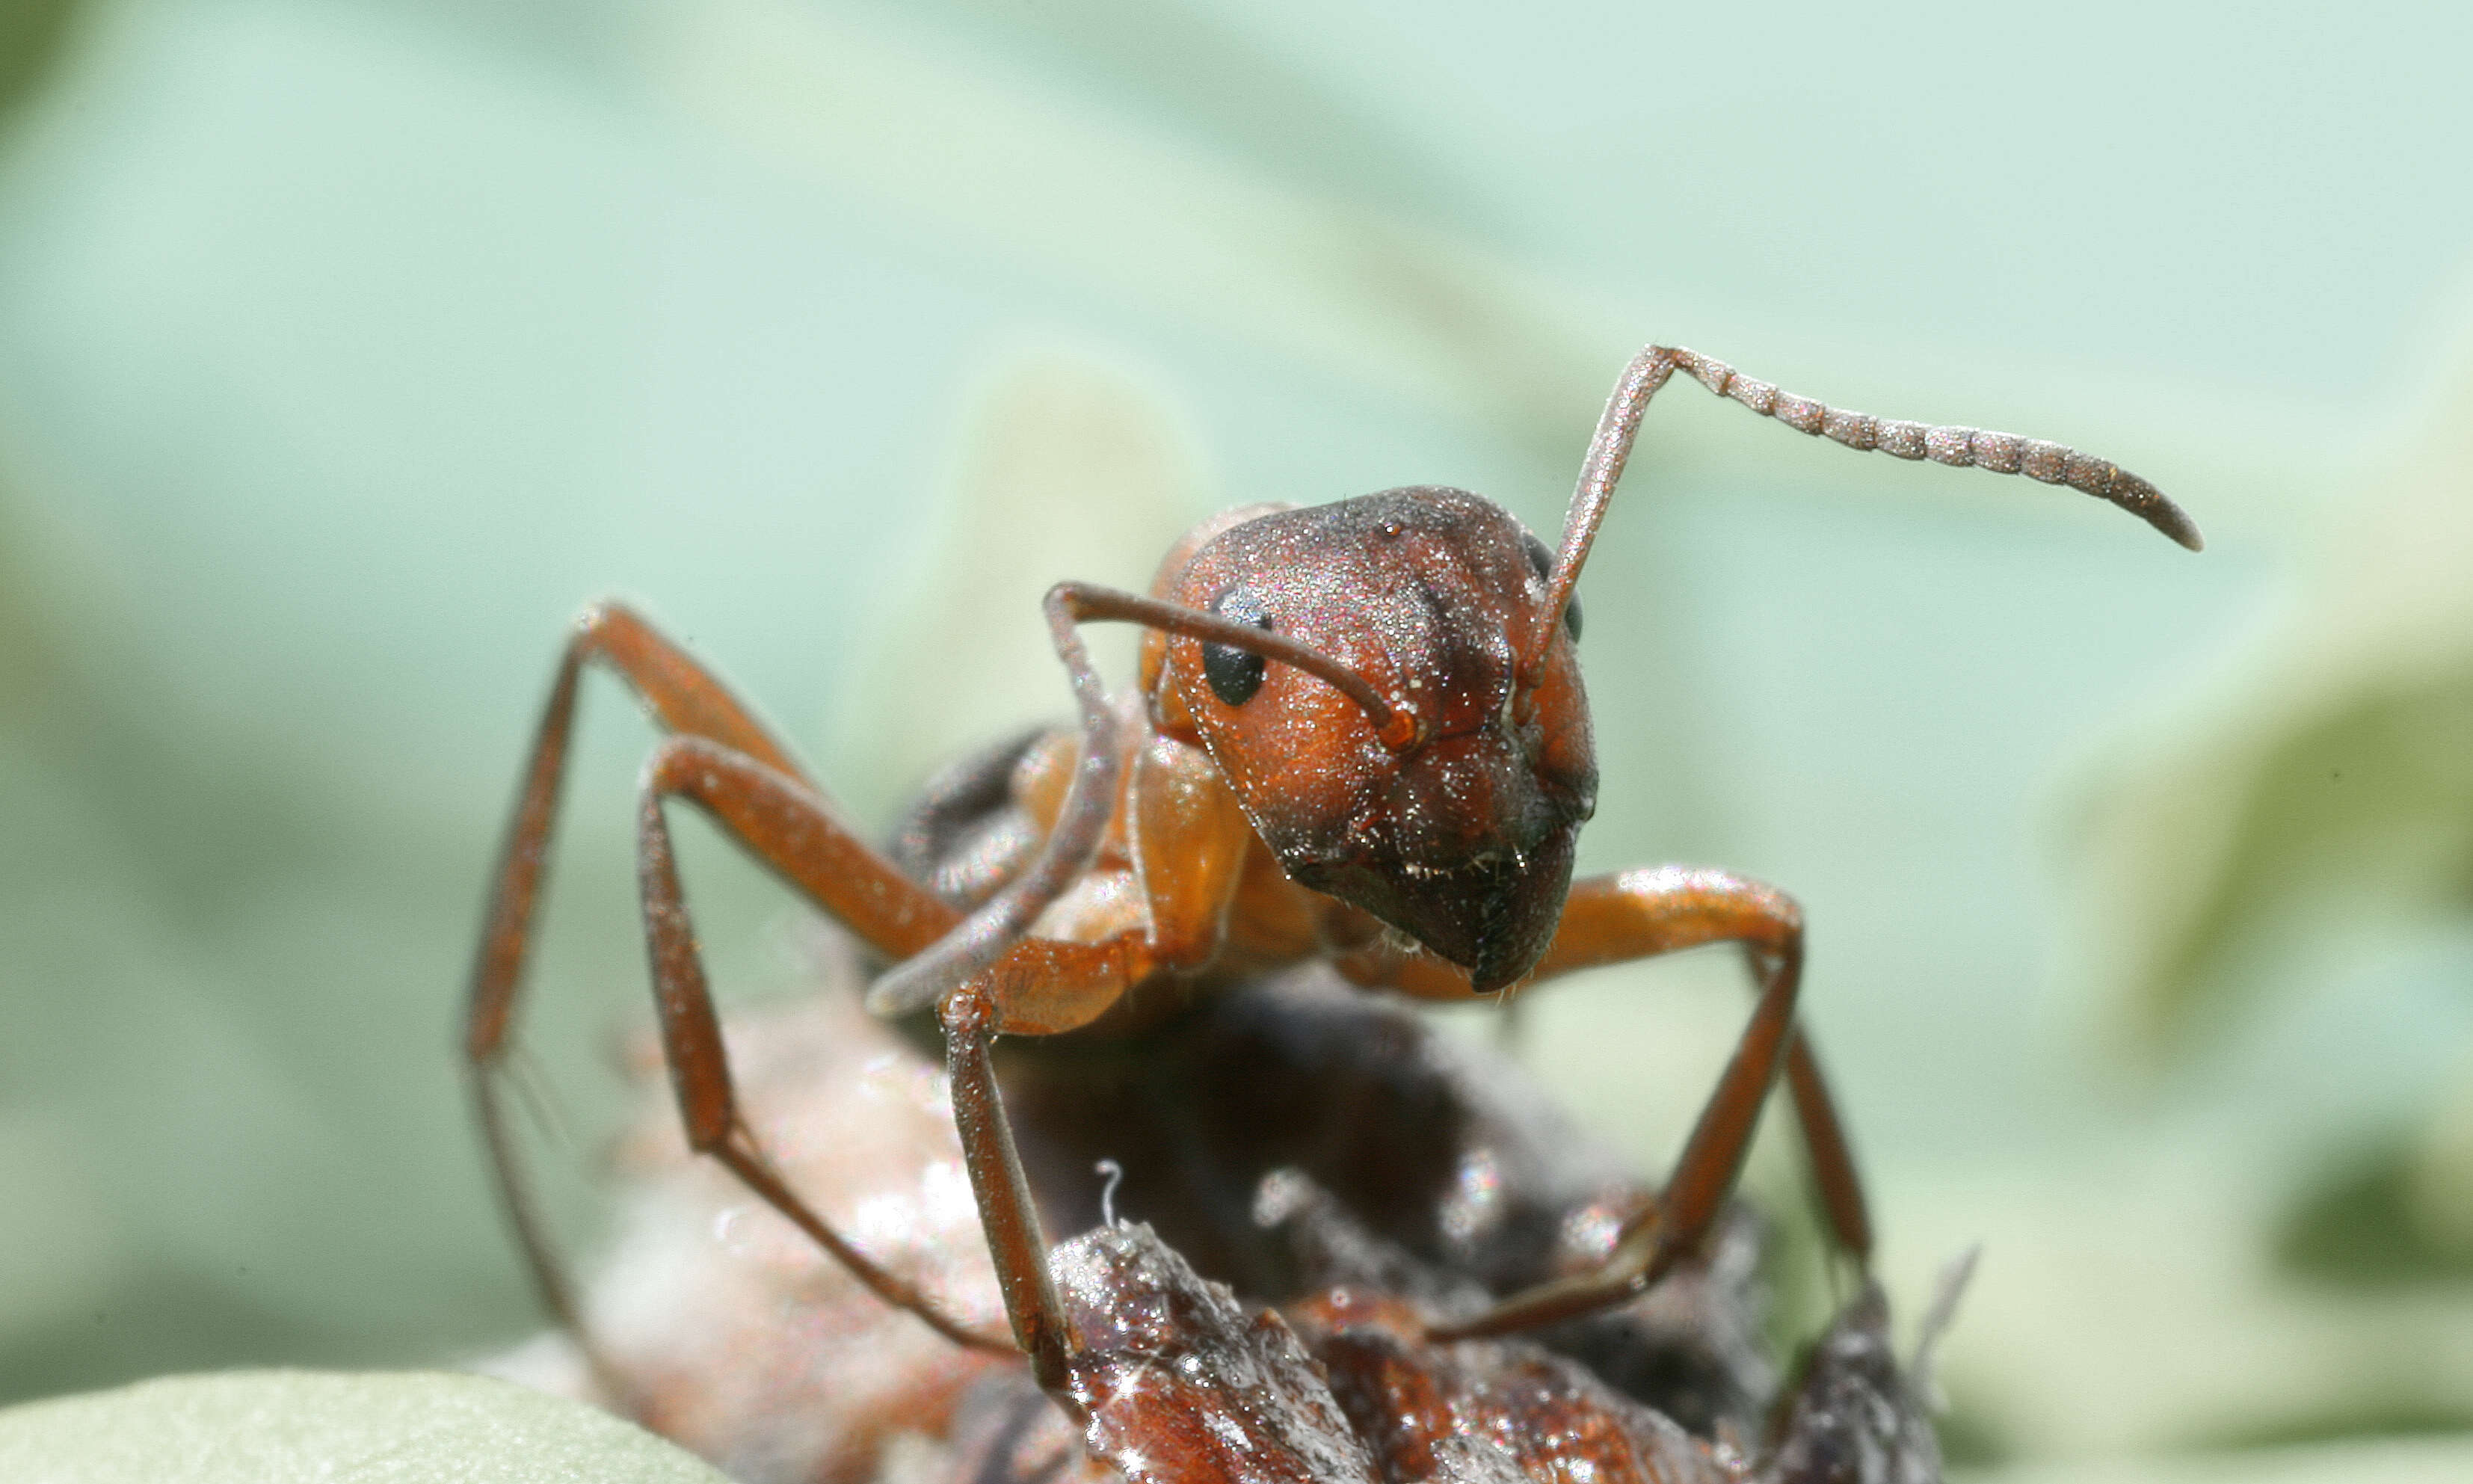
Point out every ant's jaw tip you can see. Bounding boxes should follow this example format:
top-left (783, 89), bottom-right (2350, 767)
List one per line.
top-left (1465, 949), bottom-right (1525, 999)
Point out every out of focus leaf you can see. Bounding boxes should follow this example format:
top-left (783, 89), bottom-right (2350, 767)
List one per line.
top-left (831, 345), bottom-right (1207, 816)
top-left (0, 1370), bottom-right (731, 1483)
top-left (1971, 1435), bottom-right (2473, 1484)
top-left (2069, 311), bottom-right (2473, 1275)
top-left (2273, 1131), bottom-right (2473, 1286)
top-left (2072, 322), bottom-right (2473, 1045)
top-left (645, 0), bottom-right (1615, 460)
top-left (0, 0), bottom-right (78, 120)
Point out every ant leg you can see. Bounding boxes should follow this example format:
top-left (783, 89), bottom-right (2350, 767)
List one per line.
top-left (940, 968), bottom-right (1077, 1397)
top-left (464, 602), bottom-right (966, 1372)
top-left (1535, 867), bottom-right (1870, 1264)
top-left (469, 603), bottom-right (958, 1057)
top-left (1343, 867), bottom-right (1866, 1271)
top-left (1779, 1032), bottom-right (1870, 1268)
top-left (864, 583), bottom-right (1125, 1019)
top-left (1422, 866), bottom-right (1855, 1339)
top-left (635, 736), bottom-right (1011, 1352)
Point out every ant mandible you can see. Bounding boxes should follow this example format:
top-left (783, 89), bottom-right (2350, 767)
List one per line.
top-left (464, 343), bottom-right (2199, 1406)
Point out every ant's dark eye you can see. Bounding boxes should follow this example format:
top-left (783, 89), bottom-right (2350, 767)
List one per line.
top-left (1203, 590), bottom-right (1272, 706)
top-left (1522, 533), bottom-right (1581, 641)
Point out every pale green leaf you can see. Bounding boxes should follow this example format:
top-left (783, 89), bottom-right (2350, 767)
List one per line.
top-left (0, 1370), bottom-right (731, 1484)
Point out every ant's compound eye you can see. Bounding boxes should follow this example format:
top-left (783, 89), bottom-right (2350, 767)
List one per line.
top-left (1522, 533), bottom-right (1581, 641)
top-left (1203, 589), bottom-right (1272, 707)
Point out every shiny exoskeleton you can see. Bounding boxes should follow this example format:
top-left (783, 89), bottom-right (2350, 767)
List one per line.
top-left (555, 944), bottom-right (1933, 1484)
top-left (465, 343), bottom-right (2196, 1438)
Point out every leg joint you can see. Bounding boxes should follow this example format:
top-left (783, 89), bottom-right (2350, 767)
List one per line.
top-left (638, 733), bottom-right (732, 800)
top-left (570, 596), bottom-right (642, 645)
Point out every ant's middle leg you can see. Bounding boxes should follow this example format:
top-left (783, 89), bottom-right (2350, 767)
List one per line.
top-left (464, 602), bottom-right (975, 1375)
top-left (628, 583), bottom-right (1138, 1362)
top-left (633, 734), bottom-right (1011, 1353)
top-left (468, 602), bottom-right (961, 1063)
top-left (1409, 866), bottom-right (1866, 1339)
top-left (620, 583), bottom-right (1149, 1377)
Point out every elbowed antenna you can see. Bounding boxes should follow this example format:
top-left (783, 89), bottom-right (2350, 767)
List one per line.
top-left (865, 579), bottom-right (1417, 1019)
top-left (1055, 582), bottom-right (1419, 750)
top-left (1527, 345), bottom-right (2204, 674)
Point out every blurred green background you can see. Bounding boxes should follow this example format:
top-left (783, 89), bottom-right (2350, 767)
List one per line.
top-left (3, 1), bottom-right (2471, 1480)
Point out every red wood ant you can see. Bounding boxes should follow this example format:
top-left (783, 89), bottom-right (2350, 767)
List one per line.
top-left (465, 344), bottom-right (2196, 1425)
top-left (552, 946), bottom-right (1936, 1483)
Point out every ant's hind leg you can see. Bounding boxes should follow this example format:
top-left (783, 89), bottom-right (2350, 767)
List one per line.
top-left (1426, 866), bottom-right (1864, 1339)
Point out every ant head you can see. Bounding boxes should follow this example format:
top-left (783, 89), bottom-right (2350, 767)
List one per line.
top-left (1141, 488), bottom-right (1598, 994)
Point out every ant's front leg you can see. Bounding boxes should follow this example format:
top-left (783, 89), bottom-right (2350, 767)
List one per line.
top-left (1531, 868), bottom-right (1870, 1268)
top-left (1365, 866), bottom-right (1867, 1340)
top-left (900, 585), bottom-right (1274, 1400)
top-left (940, 964), bottom-right (1078, 1400)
